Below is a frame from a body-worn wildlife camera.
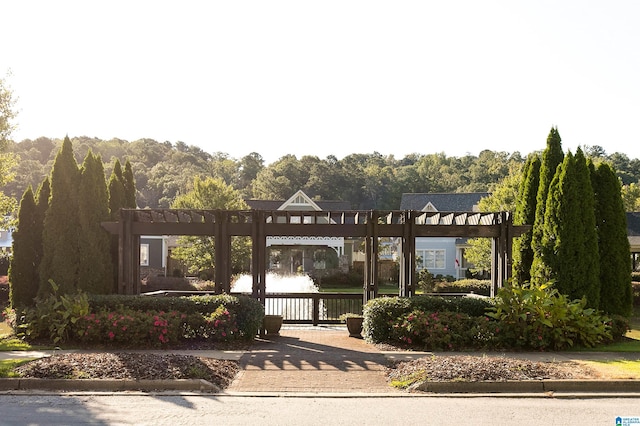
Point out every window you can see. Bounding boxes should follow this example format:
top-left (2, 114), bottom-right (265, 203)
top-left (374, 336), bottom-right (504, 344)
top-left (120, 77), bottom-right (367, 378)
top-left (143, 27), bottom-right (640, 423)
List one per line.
top-left (140, 244), bottom-right (149, 266)
top-left (416, 249), bottom-right (445, 269)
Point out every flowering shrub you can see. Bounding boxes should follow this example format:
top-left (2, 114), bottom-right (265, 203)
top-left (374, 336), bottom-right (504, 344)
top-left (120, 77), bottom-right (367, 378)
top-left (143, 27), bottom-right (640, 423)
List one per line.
top-left (75, 309), bottom-right (187, 348)
top-left (200, 305), bottom-right (239, 341)
top-left (391, 310), bottom-right (490, 350)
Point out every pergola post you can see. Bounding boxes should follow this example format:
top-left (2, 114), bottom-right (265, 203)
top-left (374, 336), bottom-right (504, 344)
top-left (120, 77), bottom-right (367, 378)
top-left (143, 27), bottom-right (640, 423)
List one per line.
top-left (119, 209), bottom-right (140, 295)
top-left (399, 210), bottom-right (415, 297)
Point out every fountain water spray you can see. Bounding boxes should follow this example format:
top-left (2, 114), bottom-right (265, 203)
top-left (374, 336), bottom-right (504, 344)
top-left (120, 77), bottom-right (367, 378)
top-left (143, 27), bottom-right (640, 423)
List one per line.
top-left (232, 273), bottom-right (326, 320)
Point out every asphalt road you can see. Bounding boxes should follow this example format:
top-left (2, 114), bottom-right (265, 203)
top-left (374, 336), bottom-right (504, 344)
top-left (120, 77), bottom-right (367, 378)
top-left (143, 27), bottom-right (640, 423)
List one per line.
top-left (0, 394), bottom-right (639, 425)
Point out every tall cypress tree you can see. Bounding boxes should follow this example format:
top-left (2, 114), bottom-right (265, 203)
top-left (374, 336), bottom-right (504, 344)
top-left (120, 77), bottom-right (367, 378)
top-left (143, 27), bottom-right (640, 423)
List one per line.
top-left (541, 149), bottom-right (600, 307)
top-left (123, 159), bottom-right (137, 208)
top-left (107, 159), bottom-right (127, 292)
top-left (8, 186), bottom-right (39, 307)
top-left (77, 151), bottom-right (113, 294)
top-left (593, 162), bottom-right (632, 316)
top-left (40, 136), bottom-right (81, 295)
top-left (33, 177), bottom-right (50, 283)
top-left (108, 159), bottom-right (126, 220)
top-left (512, 153), bottom-right (541, 284)
top-left (531, 127), bottom-right (564, 285)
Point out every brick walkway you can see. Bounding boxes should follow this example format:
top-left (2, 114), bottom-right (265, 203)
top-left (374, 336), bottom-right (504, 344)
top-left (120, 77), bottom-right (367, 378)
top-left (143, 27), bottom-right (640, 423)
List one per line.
top-left (226, 327), bottom-right (400, 394)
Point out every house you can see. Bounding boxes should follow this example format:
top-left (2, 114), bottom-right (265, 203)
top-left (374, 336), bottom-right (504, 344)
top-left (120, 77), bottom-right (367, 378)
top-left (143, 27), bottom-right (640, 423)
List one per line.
top-left (400, 192), bottom-right (489, 280)
top-left (627, 212), bottom-right (640, 271)
top-left (245, 190), bottom-right (353, 275)
top-left (0, 228), bottom-right (12, 254)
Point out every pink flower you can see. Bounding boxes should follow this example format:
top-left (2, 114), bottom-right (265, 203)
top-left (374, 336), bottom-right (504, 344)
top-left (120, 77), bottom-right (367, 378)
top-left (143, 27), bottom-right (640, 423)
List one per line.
top-left (108, 331), bottom-right (115, 340)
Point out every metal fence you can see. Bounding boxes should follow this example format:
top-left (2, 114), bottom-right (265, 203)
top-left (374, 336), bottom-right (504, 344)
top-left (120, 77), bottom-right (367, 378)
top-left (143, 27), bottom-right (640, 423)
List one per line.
top-left (260, 292), bottom-right (364, 325)
top-left (143, 290), bottom-right (364, 326)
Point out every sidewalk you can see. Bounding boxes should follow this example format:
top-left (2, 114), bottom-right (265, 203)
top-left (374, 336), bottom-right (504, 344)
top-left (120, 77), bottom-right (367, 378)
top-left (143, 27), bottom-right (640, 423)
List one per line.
top-left (2, 326), bottom-right (640, 395)
top-left (227, 326), bottom-right (398, 394)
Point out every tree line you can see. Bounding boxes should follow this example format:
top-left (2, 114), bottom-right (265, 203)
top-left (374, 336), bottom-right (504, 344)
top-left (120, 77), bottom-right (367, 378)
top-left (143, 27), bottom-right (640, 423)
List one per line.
top-left (6, 135), bottom-right (640, 212)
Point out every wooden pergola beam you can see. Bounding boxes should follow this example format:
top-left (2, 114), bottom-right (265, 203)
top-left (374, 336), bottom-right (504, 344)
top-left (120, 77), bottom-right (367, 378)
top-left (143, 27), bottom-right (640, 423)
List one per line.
top-left (102, 209), bottom-right (530, 299)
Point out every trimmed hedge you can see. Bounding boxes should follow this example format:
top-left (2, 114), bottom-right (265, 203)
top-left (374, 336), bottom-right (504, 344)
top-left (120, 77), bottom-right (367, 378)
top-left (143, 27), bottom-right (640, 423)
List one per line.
top-left (433, 279), bottom-right (491, 296)
top-left (87, 293), bottom-right (264, 341)
top-left (362, 295), bottom-right (493, 343)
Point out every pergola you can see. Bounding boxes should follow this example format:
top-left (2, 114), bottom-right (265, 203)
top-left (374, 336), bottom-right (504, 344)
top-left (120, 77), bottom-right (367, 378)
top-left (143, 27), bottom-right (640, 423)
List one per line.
top-left (102, 209), bottom-right (530, 303)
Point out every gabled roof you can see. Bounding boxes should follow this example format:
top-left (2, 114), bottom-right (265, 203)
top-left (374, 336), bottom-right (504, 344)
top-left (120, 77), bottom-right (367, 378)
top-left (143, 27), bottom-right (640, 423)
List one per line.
top-left (627, 212), bottom-right (640, 236)
top-left (245, 190), bottom-right (351, 212)
top-left (399, 192), bottom-right (489, 212)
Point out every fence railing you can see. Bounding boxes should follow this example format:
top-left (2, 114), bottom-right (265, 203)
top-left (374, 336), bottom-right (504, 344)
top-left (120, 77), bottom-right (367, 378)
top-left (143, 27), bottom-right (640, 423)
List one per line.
top-left (257, 292), bottom-right (364, 325)
top-left (142, 290), bottom-right (364, 326)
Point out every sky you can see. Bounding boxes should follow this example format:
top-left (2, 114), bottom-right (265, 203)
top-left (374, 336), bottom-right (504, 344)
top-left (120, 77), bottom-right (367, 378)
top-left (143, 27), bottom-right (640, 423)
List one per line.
top-left (3, 1), bottom-right (640, 165)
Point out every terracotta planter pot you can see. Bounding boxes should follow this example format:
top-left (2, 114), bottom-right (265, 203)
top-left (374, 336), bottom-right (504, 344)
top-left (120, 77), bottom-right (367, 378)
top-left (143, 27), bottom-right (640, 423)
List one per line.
top-left (263, 315), bottom-right (283, 336)
top-left (345, 316), bottom-right (364, 338)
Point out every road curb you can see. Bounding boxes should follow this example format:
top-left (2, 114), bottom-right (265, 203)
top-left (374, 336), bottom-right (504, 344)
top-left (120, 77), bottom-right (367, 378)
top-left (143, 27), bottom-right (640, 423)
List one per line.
top-left (415, 379), bottom-right (640, 393)
top-left (2, 378), bottom-right (640, 394)
top-left (0, 378), bottom-right (220, 393)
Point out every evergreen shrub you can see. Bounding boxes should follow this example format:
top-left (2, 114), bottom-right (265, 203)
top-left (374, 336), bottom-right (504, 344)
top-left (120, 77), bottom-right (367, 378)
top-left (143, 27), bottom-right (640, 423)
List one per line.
top-left (88, 293), bottom-right (263, 340)
top-left (362, 295), bottom-right (493, 343)
top-left (486, 282), bottom-right (611, 350)
top-left (432, 279), bottom-right (491, 296)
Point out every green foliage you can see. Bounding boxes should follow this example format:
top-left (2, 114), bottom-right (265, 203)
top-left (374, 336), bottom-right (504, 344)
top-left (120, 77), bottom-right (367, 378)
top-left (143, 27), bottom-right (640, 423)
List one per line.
top-left (512, 153), bottom-right (540, 284)
top-left (77, 151), bottom-right (113, 294)
top-left (75, 308), bottom-right (186, 347)
top-left (87, 293), bottom-right (263, 340)
top-left (0, 73), bottom-right (19, 232)
top-left (107, 159), bottom-right (126, 220)
top-left (362, 295), bottom-right (493, 343)
top-left (362, 297), bottom-right (412, 343)
top-left (593, 162), bottom-right (633, 317)
top-left (486, 282), bottom-right (611, 350)
top-left (123, 159), bottom-right (137, 208)
top-left (432, 279), bottom-right (491, 296)
top-left (171, 177), bottom-right (251, 275)
top-left (531, 127), bottom-right (564, 270)
top-left (199, 305), bottom-right (240, 341)
top-left (9, 186), bottom-right (39, 307)
top-left (391, 310), bottom-right (485, 350)
top-left (464, 165), bottom-right (521, 274)
top-left (533, 150), bottom-right (600, 308)
top-left (40, 136), bottom-right (81, 296)
top-left (21, 280), bottom-right (90, 344)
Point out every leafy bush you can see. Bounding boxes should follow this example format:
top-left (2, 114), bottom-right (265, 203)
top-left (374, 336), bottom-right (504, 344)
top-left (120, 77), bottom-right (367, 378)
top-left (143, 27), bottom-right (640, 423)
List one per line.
top-left (391, 310), bottom-right (483, 350)
top-left (433, 279), bottom-right (491, 296)
top-left (362, 297), bottom-right (412, 343)
top-left (362, 295), bottom-right (493, 343)
top-left (608, 314), bottom-right (630, 341)
top-left (75, 309), bottom-right (186, 347)
top-left (412, 295), bottom-right (493, 317)
top-left (20, 280), bottom-right (90, 344)
top-left (486, 282), bottom-right (611, 350)
top-left (200, 305), bottom-right (240, 341)
top-left (88, 293), bottom-right (263, 341)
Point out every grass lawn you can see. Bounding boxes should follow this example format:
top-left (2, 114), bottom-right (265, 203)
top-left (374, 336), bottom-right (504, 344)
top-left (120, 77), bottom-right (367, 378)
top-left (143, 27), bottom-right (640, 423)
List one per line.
top-left (0, 359), bottom-right (33, 378)
top-left (319, 283), bottom-right (403, 294)
top-left (581, 359), bottom-right (640, 379)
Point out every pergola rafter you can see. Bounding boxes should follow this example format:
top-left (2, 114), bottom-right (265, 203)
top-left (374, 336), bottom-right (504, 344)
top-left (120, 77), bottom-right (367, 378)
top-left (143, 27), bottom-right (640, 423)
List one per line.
top-left (102, 209), bottom-right (530, 304)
